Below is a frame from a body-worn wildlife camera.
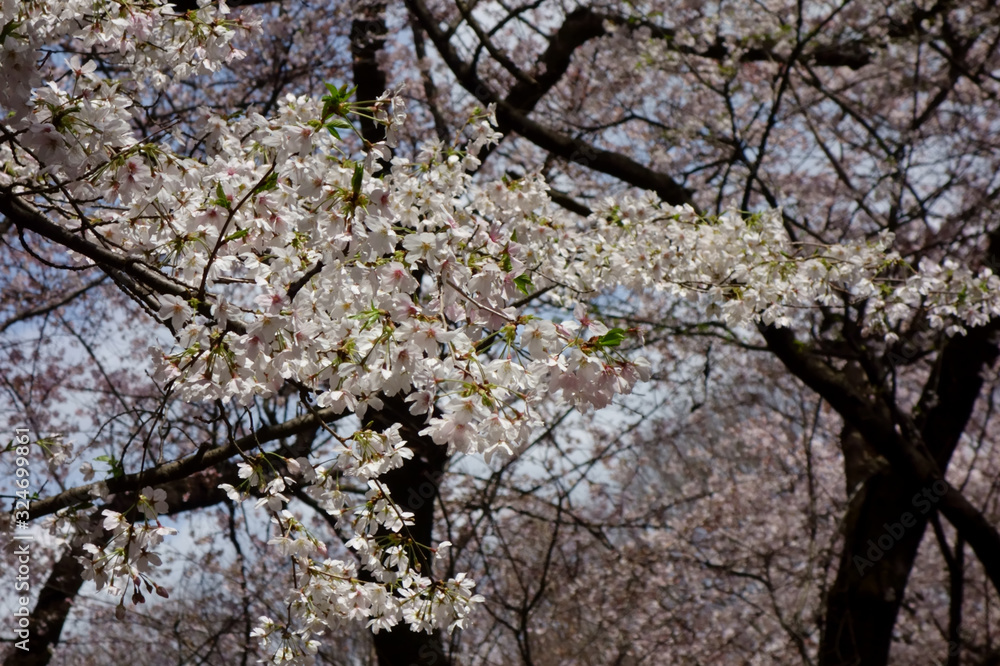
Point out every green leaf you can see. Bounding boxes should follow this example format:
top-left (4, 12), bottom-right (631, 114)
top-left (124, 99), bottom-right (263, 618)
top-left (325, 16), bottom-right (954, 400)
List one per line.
top-left (501, 249), bottom-right (513, 273)
top-left (597, 328), bottom-right (627, 348)
top-left (513, 274), bottom-right (533, 296)
top-left (223, 228), bottom-right (250, 243)
top-left (214, 182), bottom-right (231, 209)
top-left (321, 83), bottom-right (356, 120)
top-left (0, 21), bottom-right (24, 46)
top-left (94, 455), bottom-right (124, 479)
top-left (256, 170), bottom-right (278, 193)
top-left (325, 119), bottom-right (351, 138)
top-left (352, 162), bottom-right (364, 200)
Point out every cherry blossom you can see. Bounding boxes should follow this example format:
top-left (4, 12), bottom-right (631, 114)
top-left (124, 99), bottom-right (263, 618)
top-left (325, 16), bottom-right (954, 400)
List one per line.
top-left (4, 1), bottom-right (1000, 665)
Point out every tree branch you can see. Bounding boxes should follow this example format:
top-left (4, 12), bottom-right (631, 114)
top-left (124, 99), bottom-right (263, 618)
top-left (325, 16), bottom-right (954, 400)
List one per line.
top-left (405, 0), bottom-right (695, 207)
top-left (758, 323), bottom-right (1000, 596)
top-left (0, 276), bottom-right (107, 333)
top-left (27, 407), bottom-right (341, 520)
top-left (2, 189), bottom-right (248, 335)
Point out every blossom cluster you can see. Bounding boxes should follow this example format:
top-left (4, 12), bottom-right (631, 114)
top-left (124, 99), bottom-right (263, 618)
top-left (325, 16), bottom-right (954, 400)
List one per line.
top-left (544, 195), bottom-right (1000, 338)
top-left (79, 501), bottom-right (176, 615)
top-left (134, 100), bottom-right (650, 464)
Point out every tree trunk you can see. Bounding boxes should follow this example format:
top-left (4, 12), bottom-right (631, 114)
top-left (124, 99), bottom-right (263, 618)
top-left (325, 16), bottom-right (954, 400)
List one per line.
top-left (819, 468), bottom-right (927, 666)
top-left (5, 543), bottom-right (85, 666)
top-left (371, 397), bottom-right (451, 666)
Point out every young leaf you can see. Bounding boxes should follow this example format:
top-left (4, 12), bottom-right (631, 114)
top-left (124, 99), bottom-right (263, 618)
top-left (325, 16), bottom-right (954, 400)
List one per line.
top-left (513, 274), bottom-right (533, 296)
top-left (255, 170), bottom-right (278, 193)
top-left (223, 228), bottom-right (250, 243)
top-left (214, 182), bottom-right (231, 210)
top-left (352, 162), bottom-right (364, 200)
top-left (597, 328), bottom-right (626, 348)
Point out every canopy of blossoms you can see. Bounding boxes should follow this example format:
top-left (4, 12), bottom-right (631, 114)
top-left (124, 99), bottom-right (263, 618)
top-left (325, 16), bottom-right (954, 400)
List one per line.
top-left (3, 1), bottom-right (999, 663)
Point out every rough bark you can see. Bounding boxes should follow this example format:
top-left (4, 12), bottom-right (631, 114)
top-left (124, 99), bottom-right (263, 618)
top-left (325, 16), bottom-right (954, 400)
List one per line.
top-left (761, 318), bottom-right (1000, 665)
top-left (370, 397), bottom-right (451, 666)
top-left (820, 467), bottom-right (928, 666)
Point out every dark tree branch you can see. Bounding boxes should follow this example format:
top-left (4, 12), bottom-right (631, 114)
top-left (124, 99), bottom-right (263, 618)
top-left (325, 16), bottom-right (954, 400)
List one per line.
top-left (28, 407), bottom-right (342, 520)
top-left (5, 539), bottom-right (85, 666)
top-left (167, 0), bottom-right (276, 11)
top-left (1, 192), bottom-right (189, 301)
top-left (757, 323), bottom-right (1000, 598)
top-left (2, 190), bottom-right (255, 336)
top-left (9, 425), bottom-right (323, 666)
top-left (367, 396), bottom-right (451, 666)
top-left (405, 0), bottom-right (695, 207)
top-left (0, 276), bottom-right (107, 333)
